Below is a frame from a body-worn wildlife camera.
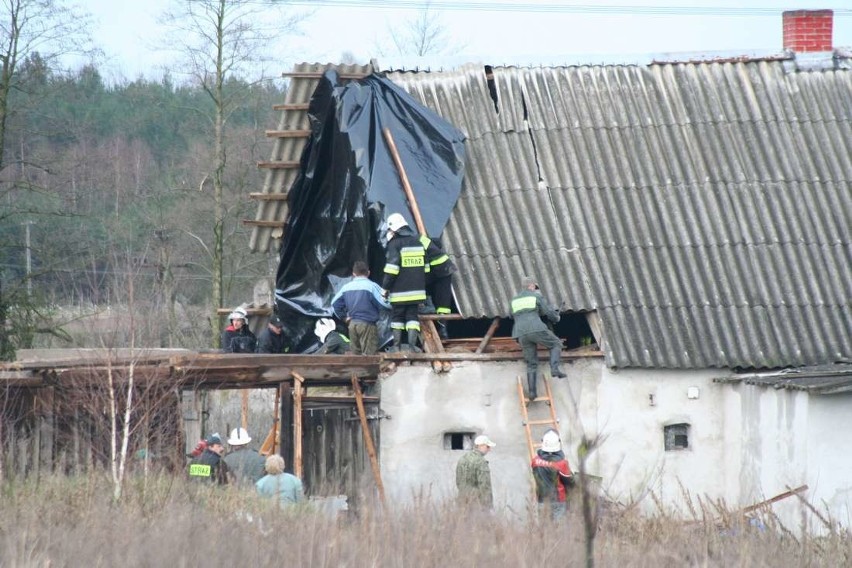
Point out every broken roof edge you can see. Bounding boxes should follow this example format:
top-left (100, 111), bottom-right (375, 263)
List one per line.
top-left (712, 362), bottom-right (852, 394)
top-left (370, 48), bottom-right (847, 73)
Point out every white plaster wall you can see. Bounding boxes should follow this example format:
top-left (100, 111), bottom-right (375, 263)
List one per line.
top-left (805, 394), bottom-right (852, 530)
top-left (379, 359), bottom-right (600, 517)
top-left (594, 367), bottom-right (727, 514)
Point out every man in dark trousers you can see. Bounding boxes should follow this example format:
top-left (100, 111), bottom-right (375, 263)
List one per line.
top-left (531, 429), bottom-right (574, 521)
top-left (256, 314), bottom-right (289, 354)
top-left (420, 234), bottom-right (456, 316)
top-left (331, 260), bottom-right (390, 355)
top-left (511, 275), bottom-right (566, 400)
top-left (188, 433), bottom-right (231, 485)
top-left (382, 213), bottom-right (427, 352)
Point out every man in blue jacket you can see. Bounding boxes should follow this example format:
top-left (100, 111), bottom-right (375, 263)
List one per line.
top-left (332, 260), bottom-right (390, 355)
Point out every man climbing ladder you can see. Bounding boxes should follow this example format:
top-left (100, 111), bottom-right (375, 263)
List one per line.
top-left (511, 275), bottom-right (567, 399)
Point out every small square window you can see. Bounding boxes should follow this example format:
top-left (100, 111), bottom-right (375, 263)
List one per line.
top-left (443, 432), bottom-right (475, 450)
top-left (664, 423), bottom-right (690, 451)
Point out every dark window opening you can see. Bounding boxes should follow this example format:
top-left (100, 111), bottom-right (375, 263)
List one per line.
top-left (664, 423), bottom-right (690, 451)
top-left (443, 312), bottom-right (595, 351)
top-left (444, 432), bottom-right (475, 450)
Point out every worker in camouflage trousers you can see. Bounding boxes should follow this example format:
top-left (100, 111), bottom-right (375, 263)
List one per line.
top-left (455, 434), bottom-right (496, 509)
top-left (382, 213), bottom-right (427, 352)
top-left (531, 429), bottom-right (574, 521)
top-left (511, 275), bottom-right (566, 400)
top-left (420, 234), bottom-right (456, 315)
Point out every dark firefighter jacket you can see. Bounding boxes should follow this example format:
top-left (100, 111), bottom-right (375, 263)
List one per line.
top-left (382, 226), bottom-right (426, 305)
top-left (510, 289), bottom-right (560, 338)
top-left (419, 235), bottom-right (456, 281)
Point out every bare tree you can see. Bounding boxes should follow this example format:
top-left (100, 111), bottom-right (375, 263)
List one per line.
top-left (381, 2), bottom-right (463, 57)
top-left (160, 0), bottom-right (304, 346)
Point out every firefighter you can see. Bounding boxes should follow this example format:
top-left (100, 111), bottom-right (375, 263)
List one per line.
top-left (382, 213), bottom-right (427, 352)
top-left (511, 276), bottom-right (566, 400)
top-left (419, 233), bottom-right (456, 316)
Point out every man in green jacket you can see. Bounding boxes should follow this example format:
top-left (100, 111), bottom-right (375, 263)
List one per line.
top-left (511, 276), bottom-right (567, 400)
top-left (455, 435), bottom-right (496, 509)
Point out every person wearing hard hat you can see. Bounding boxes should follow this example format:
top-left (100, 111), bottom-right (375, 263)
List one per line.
top-left (381, 213), bottom-right (427, 352)
top-left (223, 427), bottom-right (267, 485)
top-left (531, 429), bottom-right (574, 521)
top-left (220, 307), bottom-right (257, 353)
top-left (455, 434), bottom-right (496, 509)
top-left (314, 318), bottom-right (351, 354)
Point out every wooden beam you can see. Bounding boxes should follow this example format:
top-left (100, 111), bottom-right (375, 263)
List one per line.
top-left (418, 313), bottom-right (465, 320)
top-left (476, 318), bottom-right (502, 354)
top-left (257, 160), bottom-right (300, 169)
top-left (242, 219), bottom-right (285, 228)
top-left (265, 129), bottom-right (310, 138)
top-left (352, 373), bottom-right (386, 508)
top-left (215, 307), bottom-right (273, 316)
top-left (273, 103), bottom-right (309, 111)
top-left (383, 349), bottom-right (603, 362)
top-left (280, 382), bottom-right (293, 469)
top-left (292, 372), bottom-right (304, 479)
top-left (248, 192), bottom-right (288, 201)
top-left (282, 71), bottom-right (368, 80)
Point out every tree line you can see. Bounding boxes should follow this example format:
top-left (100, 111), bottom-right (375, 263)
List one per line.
top-left (0, 54), bottom-right (285, 356)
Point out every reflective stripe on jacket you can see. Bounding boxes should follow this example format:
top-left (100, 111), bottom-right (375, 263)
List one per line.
top-left (382, 227), bottom-right (426, 304)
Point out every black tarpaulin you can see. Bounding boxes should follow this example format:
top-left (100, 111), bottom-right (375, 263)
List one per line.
top-left (274, 70), bottom-right (466, 352)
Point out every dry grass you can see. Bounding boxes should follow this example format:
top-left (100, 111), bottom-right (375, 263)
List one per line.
top-left (0, 474), bottom-right (850, 567)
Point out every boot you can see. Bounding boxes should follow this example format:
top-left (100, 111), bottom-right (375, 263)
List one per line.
top-left (550, 348), bottom-right (567, 378)
top-left (527, 372), bottom-right (538, 401)
top-left (390, 329), bottom-right (403, 353)
top-left (407, 329), bottom-right (422, 353)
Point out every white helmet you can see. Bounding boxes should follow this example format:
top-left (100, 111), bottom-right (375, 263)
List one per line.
top-left (229, 307), bottom-right (248, 322)
top-left (227, 427), bottom-right (252, 446)
top-left (387, 213), bottom-right (408, 233)
top-left (314, 318), bottom-right (336, 343)
top-left (541, 429), bottom-right (562, 453)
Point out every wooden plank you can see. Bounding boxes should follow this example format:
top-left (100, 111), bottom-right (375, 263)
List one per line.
top-left (475, 318), bottom-right (502, 354)
top-left (383, 350), bottom-right (603, 362)
top-left (257, 160), bottom-right (300, 169)
top-left (418, 313), bottom-right (465, 320)
top-left (241, 219), bottom-right (285, 227)
top-left (265, 129), bottom-right (310, 138)
top-left (351, 373), bottom-right (386, 508)
top-left (280, 382), bottom-right (294, 469)
top-left (282, 71), bottom-right (368, 80)
top-left (740, 485), bottom-right (808, 515)
top-left (214, 307), bottom-right (273, 316)
top-left (292, 372), bottom-right (304, 478)
top-left (272, 103), bottom-right (309, 111)
top-left (248, 192), bottom-right (288, 201)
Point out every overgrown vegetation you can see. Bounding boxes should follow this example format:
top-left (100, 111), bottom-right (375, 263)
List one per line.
top-left (0, 473), bottom-right (849, 567)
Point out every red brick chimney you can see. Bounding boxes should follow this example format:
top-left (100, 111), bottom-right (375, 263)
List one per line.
top-left (783, 10), bottom-right (833, 52)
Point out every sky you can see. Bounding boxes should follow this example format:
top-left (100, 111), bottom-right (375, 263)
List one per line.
top-left (81, 0), bottom-right (852, 82)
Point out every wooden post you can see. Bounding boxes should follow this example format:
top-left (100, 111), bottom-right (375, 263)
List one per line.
top-left (240, 390), bottom-right (249, 430)
top-left (259, 384), bottom-right (282, 457)
top-left (382, 128), bottom-right (427, 234)
top-left (351, 373), bottom-right (386, 508)
top-left (280, 382), bottom-right (294, 469)
top-left (291, 372), bottom-right (305, 478)
top-left (475, 318), bottom-right (502, 354)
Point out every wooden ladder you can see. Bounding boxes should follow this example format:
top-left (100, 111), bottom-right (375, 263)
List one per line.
top-left (516, 373), bottom-right (560, 462)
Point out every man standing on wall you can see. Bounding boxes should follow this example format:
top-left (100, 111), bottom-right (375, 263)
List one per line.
top-left (331, 260), bottom-right (390, 355)
top-left (510, 276), bottom-right (566, 400)
top-left (455, 434), bottom-right (496, 509)
top-left (382, 213), bottom-right (427, 352)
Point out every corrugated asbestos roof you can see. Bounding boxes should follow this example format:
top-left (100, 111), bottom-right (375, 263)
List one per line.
top-left (254, 55), bottom-right (852, 370)
top-left (714, 364), bottom-right (852, 394)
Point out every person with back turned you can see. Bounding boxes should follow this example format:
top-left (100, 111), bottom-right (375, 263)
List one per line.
top-left (510, 276), bottom-right (566, 400)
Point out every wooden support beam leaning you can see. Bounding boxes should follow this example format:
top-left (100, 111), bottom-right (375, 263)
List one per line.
top-left (257, 160), bottom-right (300, 169)
top-left (351, 373), bottom-right (386, 508)
top-left (476, 318), bottom-right (502, 354)
top-left (291, 372), bottom-right (305, 478)
top-left (249, 192), bottom-right (288, 201)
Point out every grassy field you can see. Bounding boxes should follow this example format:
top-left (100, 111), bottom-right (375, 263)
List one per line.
top-left (1, 474), bottom-right (849, 567)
